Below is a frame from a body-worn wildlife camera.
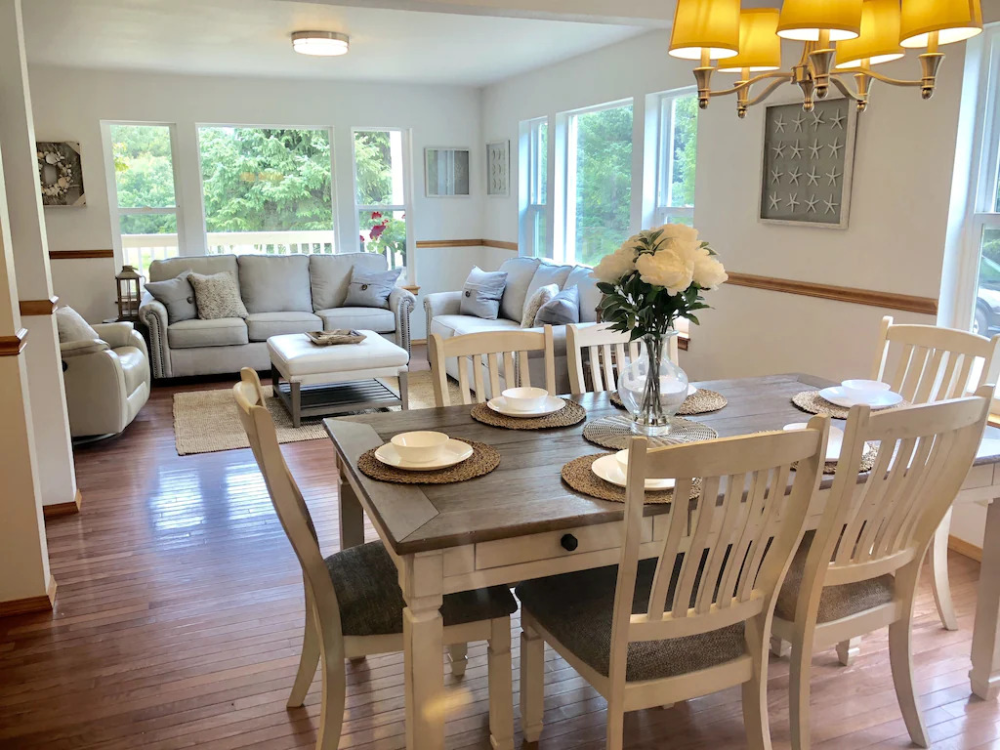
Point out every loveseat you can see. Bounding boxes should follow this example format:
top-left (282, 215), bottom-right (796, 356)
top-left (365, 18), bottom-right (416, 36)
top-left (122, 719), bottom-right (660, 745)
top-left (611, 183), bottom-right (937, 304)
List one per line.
top-left (139, 253), bottom-right (416, 379)
top-left (423, 257), bottom-right (602, 394)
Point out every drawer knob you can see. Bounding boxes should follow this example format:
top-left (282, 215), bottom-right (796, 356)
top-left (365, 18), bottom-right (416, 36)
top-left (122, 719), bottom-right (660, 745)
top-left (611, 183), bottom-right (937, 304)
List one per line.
top-left (560, 534), bottom-right (579, 552)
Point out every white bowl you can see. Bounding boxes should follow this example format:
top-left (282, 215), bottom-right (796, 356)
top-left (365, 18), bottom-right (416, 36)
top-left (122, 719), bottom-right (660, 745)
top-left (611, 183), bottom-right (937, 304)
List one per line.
top-left (501, 387), bottom-right (549, 412)
top-left (390, 431), bottom-right (450, 464)
top-left (615, 449), bottom-right (631, 476)
top-left (841, 379), bottom-right (891, 403)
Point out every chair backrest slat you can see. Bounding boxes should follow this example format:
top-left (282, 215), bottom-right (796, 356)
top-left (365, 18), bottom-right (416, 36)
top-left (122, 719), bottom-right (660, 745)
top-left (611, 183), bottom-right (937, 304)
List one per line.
top-left (428, 327), bottom-right (556, 406)
top-left (566, 323), bottom-right (680, 396)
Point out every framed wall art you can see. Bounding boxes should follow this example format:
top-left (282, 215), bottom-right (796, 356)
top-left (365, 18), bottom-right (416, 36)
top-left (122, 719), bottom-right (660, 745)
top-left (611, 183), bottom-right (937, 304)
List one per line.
top-left (37, 141), bottom-right (86, 207)
top-left (425, 147), bottom-right (470, 197)
top-left (486, 140), bottom-right (509, 197)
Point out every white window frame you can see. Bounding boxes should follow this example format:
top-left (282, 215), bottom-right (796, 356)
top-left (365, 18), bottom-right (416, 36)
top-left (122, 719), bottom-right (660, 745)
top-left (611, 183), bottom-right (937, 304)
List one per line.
top-left (520, 116), bottom-right (549, 259)
top-left (351, 127), bottom-right (416, 285)
top-left (654, 87), bottom-right (697, 226)
top-left (559, 98), bottom-right (634, 266)
top-left (102, 121), bottom-right (186, 271)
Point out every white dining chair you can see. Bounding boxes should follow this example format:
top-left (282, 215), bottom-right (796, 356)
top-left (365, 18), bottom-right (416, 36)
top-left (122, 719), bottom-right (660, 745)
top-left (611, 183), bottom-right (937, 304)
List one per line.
top-left (516, 417), bottom-right (831, 750)
top-left (428, 325), bottom-right (555, 406)
top-left (232, 368), bottom-right (518, 750)
top-left (871, 316), bottom-right (1000, 633)
top-left (566, 322), bottom-right (680, 396)
top-left (773, 385), bottom-right (993, 750)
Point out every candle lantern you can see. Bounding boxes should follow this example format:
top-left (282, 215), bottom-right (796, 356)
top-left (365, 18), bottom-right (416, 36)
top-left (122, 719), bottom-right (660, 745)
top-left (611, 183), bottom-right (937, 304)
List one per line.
top-left (116, 265), bottom-right (144, 321)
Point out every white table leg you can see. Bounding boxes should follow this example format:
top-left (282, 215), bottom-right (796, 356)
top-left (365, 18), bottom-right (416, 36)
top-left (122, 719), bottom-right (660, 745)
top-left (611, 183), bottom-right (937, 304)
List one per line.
top-left (403, 553), bottom-right (446, 750)
top-left (337, 458), bottom-right (365, 550)
top-left (971, 497), bottom-right (1000, 700)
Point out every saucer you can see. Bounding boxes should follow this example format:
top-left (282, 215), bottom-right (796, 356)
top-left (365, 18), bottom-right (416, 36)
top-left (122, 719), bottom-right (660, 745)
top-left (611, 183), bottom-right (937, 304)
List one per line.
top-left (819, 386), bottom-right (903, 409)
top-left (590, 454), bottom-right (675, 491)
top-left (783, 423), bottom-right (845, 461)
top-left (487, 395), bottom-right (566, 418)
top-left (374, 439), bottom-right (474, 471)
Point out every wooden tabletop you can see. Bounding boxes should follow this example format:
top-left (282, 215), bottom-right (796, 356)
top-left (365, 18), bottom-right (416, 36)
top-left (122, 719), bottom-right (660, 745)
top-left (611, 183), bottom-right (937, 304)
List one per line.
top-left (324, 373), bottom-right (1000, 556)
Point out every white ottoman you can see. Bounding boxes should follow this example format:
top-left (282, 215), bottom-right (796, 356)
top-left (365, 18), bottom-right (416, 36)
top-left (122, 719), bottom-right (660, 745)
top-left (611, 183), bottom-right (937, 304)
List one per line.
top-left (267, 331), bottom-right (409, 427)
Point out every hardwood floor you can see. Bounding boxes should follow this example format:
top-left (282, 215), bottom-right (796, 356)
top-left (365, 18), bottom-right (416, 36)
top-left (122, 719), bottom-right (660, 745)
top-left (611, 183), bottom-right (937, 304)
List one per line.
top-left (2, 356), bottom-right (1000, 749)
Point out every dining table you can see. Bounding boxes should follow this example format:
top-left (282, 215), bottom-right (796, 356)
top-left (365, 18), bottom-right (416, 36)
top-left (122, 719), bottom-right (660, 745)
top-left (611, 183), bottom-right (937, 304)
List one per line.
top-left (323, 372), bottom-right (1000, 750)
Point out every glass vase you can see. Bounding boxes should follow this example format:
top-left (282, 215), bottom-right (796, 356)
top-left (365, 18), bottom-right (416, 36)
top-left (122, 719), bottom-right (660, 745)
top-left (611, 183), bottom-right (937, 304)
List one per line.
top-left (617, 331), bottom-right (688, 437)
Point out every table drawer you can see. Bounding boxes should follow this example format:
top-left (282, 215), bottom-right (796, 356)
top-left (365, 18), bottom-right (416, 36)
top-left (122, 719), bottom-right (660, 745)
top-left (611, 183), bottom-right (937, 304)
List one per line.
top-left (475, 519), bottom-right (652, 571)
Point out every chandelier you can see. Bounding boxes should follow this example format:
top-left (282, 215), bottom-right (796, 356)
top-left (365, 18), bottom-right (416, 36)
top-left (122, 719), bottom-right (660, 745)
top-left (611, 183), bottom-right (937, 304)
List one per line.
top-left (668, 0), bottom-right (983, 117)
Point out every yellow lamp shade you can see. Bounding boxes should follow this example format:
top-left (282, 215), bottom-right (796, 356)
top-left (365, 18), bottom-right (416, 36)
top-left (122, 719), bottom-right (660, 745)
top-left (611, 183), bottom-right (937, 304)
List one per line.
top-left (777, 0), bottom-right (863, 42)
top-left (668, 0), bottom-right (741, 61)
top-left (835, 0), bottom-right (905, 68)
top-left (719, 9), bottom-right (783, 72)
top-left (900, 0), bottom-right (982, 48)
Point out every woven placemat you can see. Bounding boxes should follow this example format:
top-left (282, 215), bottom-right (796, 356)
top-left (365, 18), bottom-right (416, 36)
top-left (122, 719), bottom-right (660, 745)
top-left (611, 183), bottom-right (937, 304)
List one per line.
top-left (357, 440), bottom-right (500, 484)
top-left (610, 389), bottom-right (728, 416)
top-left (561, 453), bottom-right (702, 504)
top-left (470, 400), bottom-right (587, 430)
top-left (583, 414), bottom-right (719, 451)
top-left (792, 390), bottom-right (908, 420)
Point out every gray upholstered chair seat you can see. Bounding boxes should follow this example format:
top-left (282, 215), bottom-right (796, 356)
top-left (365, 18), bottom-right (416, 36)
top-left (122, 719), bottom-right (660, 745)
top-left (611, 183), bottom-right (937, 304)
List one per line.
top-left (515, 560), bottom-right (746, 682)
top-left (167, 317), bottom-right (248, 349)
top-left (246, 312), bottom-right (323, 341)
top-left (326, 542), bottom-right (517, 637)
top-left (775, 531), bottom-right (895, 623)
top-left (317, 307), bottom-right (395, 333)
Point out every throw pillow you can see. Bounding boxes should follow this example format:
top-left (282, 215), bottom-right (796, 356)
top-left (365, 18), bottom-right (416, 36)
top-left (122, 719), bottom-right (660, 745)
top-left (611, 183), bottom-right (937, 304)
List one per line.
top-left (534, 285), bottom-right (581, 326)
top-left (188, 272), bottom-right (249, 320)
top-left (460, 267), bottom-right (508, 320)
top-left (144, 270), bottom-right (197, 323)
top-left (521, 284), bottom-right (559, 328)
top-left (344, 267), bottom-right (402, 309)
top-left (55, 306), bottom-right (100, 343)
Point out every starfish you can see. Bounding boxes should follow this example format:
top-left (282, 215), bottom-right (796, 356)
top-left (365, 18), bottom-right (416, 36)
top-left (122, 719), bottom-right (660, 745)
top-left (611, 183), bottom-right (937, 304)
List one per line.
top-left (806, 167), bottom-right (820, 186)
top-left (772, 142), bottom-right (786, 159)
top-left (826, 167), bottom-right (842, 185)
top-left (768, 193), bottom-right (781, 210)
top-left (830, 109), bottom-right (846, 129)
top-left (811, 110), bottom-right (826, 128)
top-left (770, 167), bottom-right (784, 184)
top-left (788, 167), bottom-right (802, 185)
top-left (805, 195), bottom-right (820, 213)
top-left (774, 115), bottom-right (786, 133)
top-left (808, 140), bottom-right (822, 159)
top-left (828, 138), bottom-right (844, 159)
top-left (824, 195), bottom-right (839, 214)
top-left (787, 193), bottom-right (800, 210)
top-left (789, 140), bottom-right (803, 159)
top-left (792, 114), bottom-right (806, 132)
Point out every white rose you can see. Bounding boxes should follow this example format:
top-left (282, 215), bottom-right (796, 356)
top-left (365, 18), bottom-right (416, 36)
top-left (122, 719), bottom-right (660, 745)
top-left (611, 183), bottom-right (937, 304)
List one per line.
top-left (656, 224), bottom-right (699, 243)
top-left (591, 241), bottom-right (640, 283)
top-left (635, 248), bottom-right (694, 295)
top-left (692, 255), bottom-right (728, 289)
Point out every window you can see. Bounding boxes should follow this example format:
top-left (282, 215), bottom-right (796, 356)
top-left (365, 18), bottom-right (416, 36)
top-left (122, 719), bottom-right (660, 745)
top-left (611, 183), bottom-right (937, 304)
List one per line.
top-left (198, 127), bottom-right (335, 256)
top-left (565, 101), bottom-right (634, 267)
top-left (107, 123), bottom-right (182, 276)
top-left (353, 129), bottom-right (411, 274)
top-left (524, 118), bottom-right (548, 258)
top-left (655, 90), bottom-right (698, 226)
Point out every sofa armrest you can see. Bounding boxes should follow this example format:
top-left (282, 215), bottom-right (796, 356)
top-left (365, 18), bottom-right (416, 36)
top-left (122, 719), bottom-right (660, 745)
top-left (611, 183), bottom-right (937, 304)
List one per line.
top-left (60, 339), bottom-right (111, 358)
top-left (62, 347), bottom-right (129, 437)
top-left (92, 321), bottom-right (135, 349)
top-left (389, 287), bottom-right (417, 354)
top-left (138, 292), bottom-right (171, 378)
top-left (423, 290), bottom-right (462, 340)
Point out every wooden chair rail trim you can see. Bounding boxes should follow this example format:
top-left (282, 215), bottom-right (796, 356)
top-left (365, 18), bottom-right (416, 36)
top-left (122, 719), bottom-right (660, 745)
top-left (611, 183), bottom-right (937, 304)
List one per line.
top-left (0, 328), bottom-right (29, 357)
top-left (18, 296), bottom-right (59, 316)
top-left (49, 249), bottom-right (114, 260)
top-left (415, 239), bottom-right (519, 251)
top-left (0, 576), bottom-right (56, 618)
top-left (725, 272), bottom-right (938, 315)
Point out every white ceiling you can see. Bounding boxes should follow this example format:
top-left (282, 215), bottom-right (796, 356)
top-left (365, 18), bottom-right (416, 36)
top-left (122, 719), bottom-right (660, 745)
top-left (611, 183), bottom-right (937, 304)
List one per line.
top-left (21, 0), bottom-right (647, 87)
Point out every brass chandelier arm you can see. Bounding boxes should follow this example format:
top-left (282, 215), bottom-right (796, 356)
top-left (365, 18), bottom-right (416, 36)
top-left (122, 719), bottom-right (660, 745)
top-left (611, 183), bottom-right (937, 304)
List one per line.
top-left (704, 70), bottom-right (791, 98)
top-left (855, 70), bottom-right (922, 87)
top-left (745, 76), bottom-right (795, 107)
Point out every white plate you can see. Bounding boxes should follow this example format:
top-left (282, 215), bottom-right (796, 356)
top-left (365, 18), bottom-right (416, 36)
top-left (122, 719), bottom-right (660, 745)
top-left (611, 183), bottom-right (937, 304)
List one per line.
top-left (784, 423), bottom-right (845, 461)
top-left (819, 386), bottom-right (903, 409)
top-left (487, 395), bottom-right (566, 418)
top-left (374, 439), bottom-right (474, 471)
top-left (591, 454), bottom-right (676, 491)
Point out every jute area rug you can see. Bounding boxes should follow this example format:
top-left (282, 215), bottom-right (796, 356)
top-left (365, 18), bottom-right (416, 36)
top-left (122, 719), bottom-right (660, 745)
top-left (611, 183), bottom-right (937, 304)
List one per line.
top-left (173, 370), bottom-right (457, 456)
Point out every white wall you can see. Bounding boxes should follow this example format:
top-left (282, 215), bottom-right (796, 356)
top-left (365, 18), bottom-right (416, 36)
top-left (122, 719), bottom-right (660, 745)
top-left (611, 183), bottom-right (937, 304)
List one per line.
top-left (28, 65), bottom-right (501, 336)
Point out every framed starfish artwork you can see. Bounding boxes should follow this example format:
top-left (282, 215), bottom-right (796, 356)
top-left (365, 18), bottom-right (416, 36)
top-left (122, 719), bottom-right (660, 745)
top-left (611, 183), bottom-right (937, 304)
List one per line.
top-left (757, 95), bottom-right (857, 229)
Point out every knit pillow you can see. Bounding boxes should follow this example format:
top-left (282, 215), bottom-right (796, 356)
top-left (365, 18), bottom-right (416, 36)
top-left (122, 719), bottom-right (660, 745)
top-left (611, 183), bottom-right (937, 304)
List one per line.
top-left (55, 306), bottom-right (100, 343)
top-left (520, 284), bottom-right (559, 328)
top-left (188, 272), bottom-right (249, 320)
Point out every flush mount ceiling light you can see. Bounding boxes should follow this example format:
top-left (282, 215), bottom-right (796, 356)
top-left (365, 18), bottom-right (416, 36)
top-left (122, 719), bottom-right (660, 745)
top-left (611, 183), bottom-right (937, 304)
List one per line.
top-left (670, 0), bottom-right (983, 117)
top-left (291, 31), bottom-right (350, 57)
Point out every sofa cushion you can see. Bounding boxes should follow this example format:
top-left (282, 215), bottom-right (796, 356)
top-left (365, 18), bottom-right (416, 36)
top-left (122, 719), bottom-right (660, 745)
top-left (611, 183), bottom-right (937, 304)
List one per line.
top-left (521, 283), bottom-right (559, 327)
top-left (460, 267), bottom-right (508, 320)
top-left (56, 306), bottom-right (99, 343)
top-left (168, 318), bottom-right (249, 349)
top-left (524, 262), bottom-right (573, 317)
top-left (149, 255), bottom-right (238, 284)
top-left (116, 346), bottom-right (150, 396)
top-left (144, 270), bottom-right (198, 323)
top-left (566, 266), bottom-right (602, 323)
top-left (498, 257), bottom-right (541, 322)
top-left (430, 314), bottom-right (522, 340)
top-left (238, 255), bottom-right (312, 314)
top-left (536, 285), bottom-right (581, 326)
top-left (344, 267), bottom-right (401, 309)
top-left (189, 272), bottom-right (249, 320)
top-left (317, 307), bottom-right (396, 333)
top-left (310, 253), bottom-right (388, 311)
top-left (246, 312), bottom-right (323, 342)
